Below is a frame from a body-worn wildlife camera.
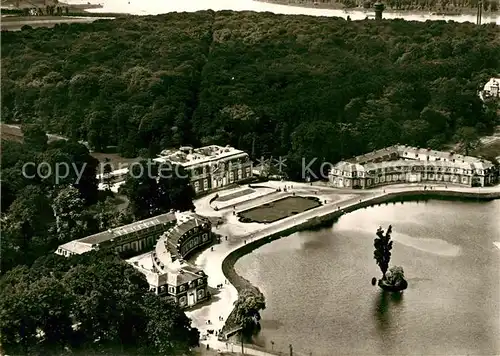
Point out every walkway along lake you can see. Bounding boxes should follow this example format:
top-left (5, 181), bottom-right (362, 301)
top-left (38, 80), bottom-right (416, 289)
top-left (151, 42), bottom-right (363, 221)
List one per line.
top-left (235, 198), bottom-right (500, 355)
top-left (210, 186), bottom-right (500, 355)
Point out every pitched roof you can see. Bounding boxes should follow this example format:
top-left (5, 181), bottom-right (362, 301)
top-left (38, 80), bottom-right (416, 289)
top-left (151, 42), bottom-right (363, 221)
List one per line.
top-left (79, 212), bottom-right (176, 245)
top-left (347, 145), bottom-right (492, 167)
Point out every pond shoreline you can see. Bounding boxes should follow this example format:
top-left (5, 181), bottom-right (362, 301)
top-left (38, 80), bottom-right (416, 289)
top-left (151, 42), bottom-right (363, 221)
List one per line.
top-left (220, 187), bottom-right (500, 337)
top-left (253, 0), bottom-right (494, 17)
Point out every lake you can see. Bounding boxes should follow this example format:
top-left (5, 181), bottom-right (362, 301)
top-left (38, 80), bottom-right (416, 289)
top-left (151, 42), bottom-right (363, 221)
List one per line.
top-left (235, 199), bottom-right (500, 356)
top-left (65, 0), bottom-right (500, 24)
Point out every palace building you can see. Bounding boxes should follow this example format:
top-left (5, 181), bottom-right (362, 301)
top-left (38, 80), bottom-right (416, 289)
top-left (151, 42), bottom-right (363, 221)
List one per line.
top-left (153, 145), bottom-right (252, 194)
top-left (55, 211), bottom-right (213, 309)
top-left (56, 212), bottom-right (177, 257)
top-left (128, 212), bottom-right (212, 308)
top-left (329, 145), bottom-right (497, 189)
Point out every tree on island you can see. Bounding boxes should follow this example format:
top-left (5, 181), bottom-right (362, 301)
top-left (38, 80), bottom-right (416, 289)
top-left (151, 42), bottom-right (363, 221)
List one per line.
top-left (373, 225), bottom-right (407, 291)
top-left (374, 225), bottom-right (393, 279)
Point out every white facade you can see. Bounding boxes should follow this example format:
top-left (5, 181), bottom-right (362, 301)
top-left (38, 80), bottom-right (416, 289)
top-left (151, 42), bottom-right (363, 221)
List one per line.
top-left (154, 145), bottom-right (252, 194)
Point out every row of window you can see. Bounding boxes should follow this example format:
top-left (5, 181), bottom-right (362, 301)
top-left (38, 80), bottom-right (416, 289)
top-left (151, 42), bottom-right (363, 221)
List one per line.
top-left (345, 174), bottom-right (471, 186)
top-left (371, 174), bottom-right (470, 184)
top-left (190, 161), bottom-right (251, 177)
top-left (114, 235), bottom-right (156, 253)
top-left (193, 167), bottom-right (251, 192)
top-left (180, 233), bottom-right (210, 256)
top-left (156, 280), bottom-right (204, 295)
top-left (152, 284), bottom-right (206, 301)
top-left (178, 289), bottom-right (206, 306)
top-left (336, 173), bottom-right (475, 186)
top-left (57, 249), bottom-right (75, 256)
top-left (57, 235), bottom-right (158, 257)
top-left (334, 166), bottom-right (484, 177)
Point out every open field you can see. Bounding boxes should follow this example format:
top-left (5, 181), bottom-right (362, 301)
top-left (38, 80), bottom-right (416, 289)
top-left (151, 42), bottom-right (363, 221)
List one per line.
top-left (238, 196), bottom-right (321, 224)
top-left (0, 123), bottom-right (140, 171)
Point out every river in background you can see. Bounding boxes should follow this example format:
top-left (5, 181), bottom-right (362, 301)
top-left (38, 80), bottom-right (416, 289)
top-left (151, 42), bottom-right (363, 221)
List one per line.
top-left (235, 200), bottom-right (500, 356)
top-left (64, 0), bottom-right (500, 24)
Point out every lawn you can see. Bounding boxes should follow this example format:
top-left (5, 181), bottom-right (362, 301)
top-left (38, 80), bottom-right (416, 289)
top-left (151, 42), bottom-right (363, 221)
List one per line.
top-left (216, 188), bottom-right (255, 202)
top-left (238, 196), bottom-right (321, 224)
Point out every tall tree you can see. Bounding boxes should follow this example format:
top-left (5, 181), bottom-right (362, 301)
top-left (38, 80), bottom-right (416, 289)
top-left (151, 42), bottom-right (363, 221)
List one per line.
top-left (85, 197), bottom-right (121, 233)
top-left (102, 157), bottom-right (113, 191)
top-left (52, 186), bottom-right (90, 242)
top-left (233, 289), bottom-right (266, 333)
top-left (142, 294), bottom-right (200, 354)
top-left (22, 124), bottom-right (48, 152)
top-left (3, 185), bottom-right (54, 248)
top-left (0, 251), bottom-right (201, 355)
top-left (374, 225), bottom-right (393, 279)
top-left (44, 141), bottom-right (99, 205)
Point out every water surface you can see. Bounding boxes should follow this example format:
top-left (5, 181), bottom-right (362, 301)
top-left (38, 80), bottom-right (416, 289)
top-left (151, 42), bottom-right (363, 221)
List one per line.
top-left (65, 0), bottom-right (500, 24)
top-left (235, 200), bottom-right (500, 355)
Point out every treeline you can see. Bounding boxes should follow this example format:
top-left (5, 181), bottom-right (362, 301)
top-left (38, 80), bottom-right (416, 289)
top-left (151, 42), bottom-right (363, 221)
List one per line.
top-left (0, 126), bottom-right (198, 354)
top-left (1, 12), bottom-right (499, 179)
top-left (279, 0), bottom-right (499, 12)
top-left (1, 125), bottom-right (194, 274)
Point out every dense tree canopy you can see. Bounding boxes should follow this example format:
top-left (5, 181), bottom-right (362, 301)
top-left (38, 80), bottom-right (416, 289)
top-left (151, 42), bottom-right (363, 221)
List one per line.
top-left (233, 289), bottom-right (266, 334)
top-left (121, 161), bottom-right (195, 219)
top-left (0, 135), bottom-right (102, 274)
top-left (0, 251), bottom-right (199, 355)
top-left (1, 11), bottom-right (499, 355)
top-left (1, 12), bottom-right (498, 180)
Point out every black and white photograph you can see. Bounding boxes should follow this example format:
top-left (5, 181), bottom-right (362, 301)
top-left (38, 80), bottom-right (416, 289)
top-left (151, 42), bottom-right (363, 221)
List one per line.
top-left (0, 0), bottom-right (499, 355)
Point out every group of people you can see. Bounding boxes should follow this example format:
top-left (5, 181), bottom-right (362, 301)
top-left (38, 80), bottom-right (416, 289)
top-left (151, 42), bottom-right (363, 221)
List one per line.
top-left (423, 185), bottom-right (444, 190)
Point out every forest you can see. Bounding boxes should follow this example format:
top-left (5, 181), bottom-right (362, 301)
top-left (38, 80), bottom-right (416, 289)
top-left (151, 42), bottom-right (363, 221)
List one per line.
top-left (268, 0), bottom-right (500, 12)
top-left (1, 11), bottom-right (499, 178)
top-left (0, 128), bottom-right (197, 354)
top-left (1, 12), bottom-right (500, 353)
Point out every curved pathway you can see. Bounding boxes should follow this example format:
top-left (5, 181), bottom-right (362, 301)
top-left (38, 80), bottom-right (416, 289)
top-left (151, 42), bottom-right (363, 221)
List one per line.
top-left (186, 181), bottom-right (500, 353)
